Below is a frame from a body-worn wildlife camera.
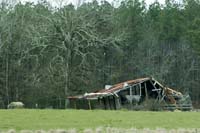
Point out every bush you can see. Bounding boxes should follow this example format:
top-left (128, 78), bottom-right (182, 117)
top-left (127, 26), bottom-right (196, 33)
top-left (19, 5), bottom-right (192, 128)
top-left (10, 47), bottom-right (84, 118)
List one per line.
top-left (140, 99), bottom-right (162, 111)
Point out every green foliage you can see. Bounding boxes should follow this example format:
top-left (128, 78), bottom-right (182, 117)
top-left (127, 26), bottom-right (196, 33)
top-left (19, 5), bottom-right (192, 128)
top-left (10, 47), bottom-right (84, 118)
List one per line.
top-left (0, 0), bottom-right (200, 108)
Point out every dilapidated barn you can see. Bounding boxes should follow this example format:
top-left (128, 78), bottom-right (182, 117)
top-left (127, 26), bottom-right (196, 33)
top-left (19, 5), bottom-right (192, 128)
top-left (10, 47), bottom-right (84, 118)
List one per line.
top-left (67, 77), bottom-right (192, 111)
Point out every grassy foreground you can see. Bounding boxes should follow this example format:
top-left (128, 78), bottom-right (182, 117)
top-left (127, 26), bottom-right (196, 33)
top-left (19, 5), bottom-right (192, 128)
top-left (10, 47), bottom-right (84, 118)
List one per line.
top-left (0, 109), bottom-right (199, 131)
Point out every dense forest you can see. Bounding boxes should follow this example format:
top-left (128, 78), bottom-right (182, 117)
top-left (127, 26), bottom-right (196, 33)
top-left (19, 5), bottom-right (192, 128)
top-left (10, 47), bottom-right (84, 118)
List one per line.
top-left (0, 0), bottom-right (200, 109)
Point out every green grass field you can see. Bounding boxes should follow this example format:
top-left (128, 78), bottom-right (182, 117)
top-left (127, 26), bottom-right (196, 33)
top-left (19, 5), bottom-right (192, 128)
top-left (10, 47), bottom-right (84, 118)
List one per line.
top-left (0, 109), bottom-right (199, 131)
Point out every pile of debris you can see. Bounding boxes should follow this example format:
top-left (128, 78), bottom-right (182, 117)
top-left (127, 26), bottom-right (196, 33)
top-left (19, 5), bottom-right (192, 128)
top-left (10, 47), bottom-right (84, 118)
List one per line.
top-left (67, 77), bottom-right (192, 111)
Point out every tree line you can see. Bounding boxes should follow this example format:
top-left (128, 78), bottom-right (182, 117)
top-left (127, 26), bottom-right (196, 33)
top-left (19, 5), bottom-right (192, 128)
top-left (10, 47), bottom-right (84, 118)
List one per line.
top-left (0, 0), bottom-right (200, 108)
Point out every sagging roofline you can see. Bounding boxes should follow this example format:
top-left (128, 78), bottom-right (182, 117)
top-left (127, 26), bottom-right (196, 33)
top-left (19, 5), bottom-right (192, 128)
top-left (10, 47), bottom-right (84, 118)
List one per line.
top-left (67, 77), bottom-right (192, 111)
top-left (67, 77), bottom-right (169, 100)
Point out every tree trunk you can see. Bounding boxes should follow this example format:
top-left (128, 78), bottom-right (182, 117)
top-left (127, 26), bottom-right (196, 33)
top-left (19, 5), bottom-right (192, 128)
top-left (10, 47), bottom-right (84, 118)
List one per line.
top-left (5, 51), bottom-right (9, 106)
top-left (64, 48), bottom-right (71, 108)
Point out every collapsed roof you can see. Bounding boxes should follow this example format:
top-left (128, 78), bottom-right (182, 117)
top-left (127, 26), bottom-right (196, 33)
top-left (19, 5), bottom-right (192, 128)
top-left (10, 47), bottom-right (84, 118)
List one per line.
top-left (67, 77), bottom-right (192, 110)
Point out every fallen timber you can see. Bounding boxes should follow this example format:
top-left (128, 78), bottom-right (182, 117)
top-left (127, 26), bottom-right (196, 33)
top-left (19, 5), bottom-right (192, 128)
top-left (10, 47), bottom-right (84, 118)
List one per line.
top-left (67, 77), bottom-right (193, 111)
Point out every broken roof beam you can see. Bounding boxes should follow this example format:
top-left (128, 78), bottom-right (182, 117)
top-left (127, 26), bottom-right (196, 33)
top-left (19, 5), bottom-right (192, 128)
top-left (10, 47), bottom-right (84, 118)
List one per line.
top-left (83, 92), bottom-right (115, 100)
top-left (151, 77), bottom-right (165, 89)
top-left (115, 81), bottom-right (148, 93)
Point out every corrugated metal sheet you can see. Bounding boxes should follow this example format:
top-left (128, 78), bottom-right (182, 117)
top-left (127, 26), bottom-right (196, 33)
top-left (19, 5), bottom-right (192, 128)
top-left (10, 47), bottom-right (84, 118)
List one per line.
top-left (98, 77), bottom-right (150, 93)
top-left (68, 77), bottom-right (150, 99)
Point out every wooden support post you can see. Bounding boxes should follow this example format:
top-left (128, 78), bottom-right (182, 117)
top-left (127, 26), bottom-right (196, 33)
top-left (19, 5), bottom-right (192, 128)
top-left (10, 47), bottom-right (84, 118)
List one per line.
top-left (144, 82), bottom-right (148, 101)
top-left (103, 97), bottom-right (106, 110)
top-left (150, 80), bottom-right (157, 90)
top-left (108, 96), bottom-right (112, 110)
top-left (150, 79), bottom-right (161, 101)
top-left (98, 98), bottom-right (102, 109)
top-left (139, 83), bottom-right (142, 96)
top-left (115, 97), bottom-right (121, 109)
top-left (113, 96), bottom-right (117, 110)
top-left (130, 86), bottom-right (133, 109)
top-left (88, 100), bottom-right (92, 110)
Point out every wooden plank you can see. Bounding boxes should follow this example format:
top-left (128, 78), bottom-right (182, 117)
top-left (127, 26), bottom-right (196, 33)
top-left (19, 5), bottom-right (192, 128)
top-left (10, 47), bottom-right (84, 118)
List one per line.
top-left (108, 96), bottom-right (112, 110)
top-left (88, 100), bottom-right (92, 110)
top-left (115, 97), bottom-right (121, 109)
top-left (103, 97), bottom-right (106, 110)
top-left (113, 96), bottom-right (117, 110)
top-left (150, 80), bottom-right (157, 90)
top-left (130, 86), bottom-right (133, 109)
top-left (139, 83), bottom-right (142, 96)
top-left (144, 82), bottom-right (148, 100)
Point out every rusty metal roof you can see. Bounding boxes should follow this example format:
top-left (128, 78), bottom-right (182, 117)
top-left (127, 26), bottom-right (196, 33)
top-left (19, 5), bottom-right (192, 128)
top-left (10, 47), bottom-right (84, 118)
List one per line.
top-left (68, 77), bottom-right (151, 99)
top-left (97, 77), bottom-right (150, 93)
